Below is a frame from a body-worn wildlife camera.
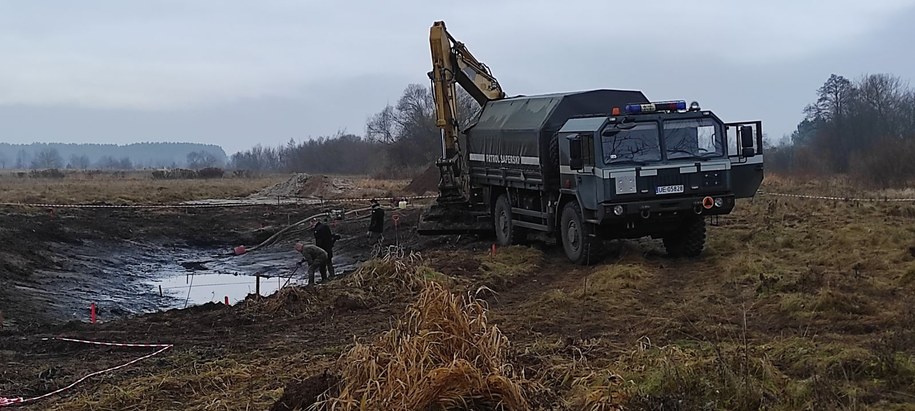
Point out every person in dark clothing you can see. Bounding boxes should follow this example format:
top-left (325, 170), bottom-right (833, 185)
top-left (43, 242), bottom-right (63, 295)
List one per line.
top-left (295, 242), bottom-right (329, 285)
top-left (367, 199), bottom-right (384, 243)
top-left (312, 217), bottom-right (339, 279)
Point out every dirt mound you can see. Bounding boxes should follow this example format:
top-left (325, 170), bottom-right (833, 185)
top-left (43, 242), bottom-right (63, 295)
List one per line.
top-left (245, 248), bottom-right (429, 317)
top-left (404, 163), bottom-right (440, 195)
top-left (252, 174), bottom-right (356, 199)
top-left (254, 173), bottom-right (311, 198)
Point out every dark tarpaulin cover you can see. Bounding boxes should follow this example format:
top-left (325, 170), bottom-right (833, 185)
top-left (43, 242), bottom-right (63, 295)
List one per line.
top-left (465, 89), bottom-right (649, 165)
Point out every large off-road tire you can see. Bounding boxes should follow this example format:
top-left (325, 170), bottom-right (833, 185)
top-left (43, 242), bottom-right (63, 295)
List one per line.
top-left (663, 217), bottom-right (706, 258)
top-left (560, 201), bottom-right (602, 265)
top-left (493, 194), bottom-right (525, 245)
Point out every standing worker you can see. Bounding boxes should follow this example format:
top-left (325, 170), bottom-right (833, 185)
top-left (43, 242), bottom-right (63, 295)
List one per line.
top-left (367, 199), bottom-right (385, 243)
top-left (294, 242), bottom-right (330, 285)
top-left (313, 217), bottom-right (339, 279)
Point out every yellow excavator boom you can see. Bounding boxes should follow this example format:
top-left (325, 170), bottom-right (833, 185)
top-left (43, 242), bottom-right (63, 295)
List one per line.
top-left (428, 21), bottom-right (505, 159)
top-left (419, 20), bottom-right (506, 233)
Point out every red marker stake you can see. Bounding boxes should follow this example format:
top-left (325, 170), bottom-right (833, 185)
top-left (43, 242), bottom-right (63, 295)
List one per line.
top-left (224, 296), bottom-right (229, 305)
top-left (90, 303), bottom-right (96, 324)
top-left (491, 244), bottom-right (497, 257)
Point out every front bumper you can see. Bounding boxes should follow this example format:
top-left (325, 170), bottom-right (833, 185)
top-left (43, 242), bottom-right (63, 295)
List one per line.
top-left (597, 194), bottom-right (735, 221)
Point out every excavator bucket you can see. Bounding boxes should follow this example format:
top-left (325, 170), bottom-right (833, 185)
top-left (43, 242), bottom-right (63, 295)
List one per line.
top-left (416, 156), bottom-right (493, 235)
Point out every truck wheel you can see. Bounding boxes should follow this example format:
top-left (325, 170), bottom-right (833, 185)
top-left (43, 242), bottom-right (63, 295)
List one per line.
top-left (560, 201), bottom-right (601, 265)
top-left (663, 217), bottom-right (706, 258)
top-left (494, 194), bottom-right (524, 245)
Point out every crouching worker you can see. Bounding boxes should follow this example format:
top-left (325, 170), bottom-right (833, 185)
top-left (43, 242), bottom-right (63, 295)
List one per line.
top-left (294, 242), bottom-right (330, 285)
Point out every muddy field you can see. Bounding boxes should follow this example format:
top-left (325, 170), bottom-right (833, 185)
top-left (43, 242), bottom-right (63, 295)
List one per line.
top-left (1, 174), bottom-right (915, 410)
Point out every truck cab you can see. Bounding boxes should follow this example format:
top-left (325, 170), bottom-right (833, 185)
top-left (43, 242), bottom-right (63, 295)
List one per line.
top-left (556, 100), bottom-right (763, 263)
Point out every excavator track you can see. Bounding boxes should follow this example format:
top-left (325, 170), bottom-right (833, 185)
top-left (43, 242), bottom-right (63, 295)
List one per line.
top-left (417, 202), bottom-right (492, 235)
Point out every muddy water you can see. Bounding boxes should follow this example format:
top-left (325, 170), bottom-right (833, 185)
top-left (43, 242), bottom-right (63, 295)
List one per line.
top-left (147, 246), bottom-right (361, 307)
top-left (22, 240), bottom-right (360, 323)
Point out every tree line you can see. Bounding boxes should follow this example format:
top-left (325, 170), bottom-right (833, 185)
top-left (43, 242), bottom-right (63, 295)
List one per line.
top-left (0, 142), bottom-right (228, 171)
top-left (229, 84), bottom-right (478, 177)
top-left (767, 73), bottom-right (915, 187)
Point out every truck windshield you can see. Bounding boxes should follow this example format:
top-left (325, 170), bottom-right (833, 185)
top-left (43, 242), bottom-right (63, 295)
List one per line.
top-left (663, 118), bottom-right (724, 160)
top-left (601, 122), bottom-right (661, 164)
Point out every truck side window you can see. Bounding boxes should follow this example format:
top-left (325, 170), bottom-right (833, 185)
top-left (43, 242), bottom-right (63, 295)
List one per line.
top-left (582, 134), bottom-right (594, 166)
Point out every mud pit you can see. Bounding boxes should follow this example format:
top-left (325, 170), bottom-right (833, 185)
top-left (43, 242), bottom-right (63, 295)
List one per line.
top-left (17, 240), bottom-right (364, 324)
top-left (0, 202), bottom-right (426, 329)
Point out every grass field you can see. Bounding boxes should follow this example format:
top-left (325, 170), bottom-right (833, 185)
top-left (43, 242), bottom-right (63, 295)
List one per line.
top-left (0, 170), bottom-right (411, 205)
top-left (2, 174), bottom-right (914, 410)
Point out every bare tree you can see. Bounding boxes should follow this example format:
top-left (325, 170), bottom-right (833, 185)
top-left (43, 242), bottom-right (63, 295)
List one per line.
top-left (186, 151), bottom-right (220, 169)
top-left (366, 105), bottom-right (397, 145)
top-left (856, 73), bottom-right (907, 137)
top-left (68, 154), bottom-right (91, 169)
top-left (15, 149), bottom-right (29, 169)
top-left (30, 148), bottom-right (63, 169)
top-left (456, 88), bottom-right (481, 128)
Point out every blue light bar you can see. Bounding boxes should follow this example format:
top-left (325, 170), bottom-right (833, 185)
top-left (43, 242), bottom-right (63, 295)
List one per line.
top-left (624, 100), bottom-right (687, 114)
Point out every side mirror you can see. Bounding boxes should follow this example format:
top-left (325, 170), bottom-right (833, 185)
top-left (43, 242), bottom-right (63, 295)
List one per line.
top-left (740, 125), bottom-right (755, 157)
top-left (569, 137), bottom-right (583, 170)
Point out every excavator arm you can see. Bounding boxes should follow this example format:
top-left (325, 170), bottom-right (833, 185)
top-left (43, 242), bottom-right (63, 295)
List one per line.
top-left (429, 21), bottom-right (505, 159)
top-left (426, 21), bottom-right (505, 202)
top-left (419, 20), bottom-right (505, 234)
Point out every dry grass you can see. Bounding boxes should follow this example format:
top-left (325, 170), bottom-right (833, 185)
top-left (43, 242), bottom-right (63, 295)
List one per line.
top-left (22, 175), bottom-right (915, 410)
top-left (346, 176), bottom-right (411, 197)
top-left (346, 248), bottom-right (430, 295)
top-left (312, 282), bottom-right (531, 411)
top-left (479, 246), bottom-right (545, 289)
top-left (488, 176), bottom-right (915, 409)
top-left (45, 350), bottom-right (323, 411)
top-left (250, 286), bottom-right (323, 316)
top-left (246, 248), bottom-right (434, 317)
top-left (0, 172), bottom-right (286, 204)
top-left (0, 171), bottom-right (411, 205)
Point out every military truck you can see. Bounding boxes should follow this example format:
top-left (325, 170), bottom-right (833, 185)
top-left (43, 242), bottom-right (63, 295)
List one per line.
top-left (418, 21), bottom-right (764, 264)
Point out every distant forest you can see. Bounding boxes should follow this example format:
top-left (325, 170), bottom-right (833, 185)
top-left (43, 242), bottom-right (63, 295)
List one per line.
top-left (229, 83), bottom-right (477, 177)
top-left (233, 74), bottom-right (915, 187)
top-left (11, 74), bottom-right (913, 187)
top-left (0, 142), bottom-right (228, 170)
top-left (767, 73), bottom-right (915, 187)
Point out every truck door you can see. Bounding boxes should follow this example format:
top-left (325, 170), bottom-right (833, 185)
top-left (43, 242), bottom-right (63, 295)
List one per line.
top-left (726, 121), bottom-right (764, 198)
top-left (565, 132), bottom-right (600, 211)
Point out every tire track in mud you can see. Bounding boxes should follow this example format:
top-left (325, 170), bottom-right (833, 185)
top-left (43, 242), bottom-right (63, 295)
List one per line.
top-left (487, 240), bottom-right (715, 348)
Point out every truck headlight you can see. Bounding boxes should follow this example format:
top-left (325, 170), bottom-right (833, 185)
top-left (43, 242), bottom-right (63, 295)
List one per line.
top-left (714, 197), bottom-right (723, 208)
top-left (613, 205), bottom-right (624, 216)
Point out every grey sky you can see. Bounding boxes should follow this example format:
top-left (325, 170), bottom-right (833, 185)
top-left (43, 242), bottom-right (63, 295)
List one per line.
top-left (2, 1), bottom-right (914, 154)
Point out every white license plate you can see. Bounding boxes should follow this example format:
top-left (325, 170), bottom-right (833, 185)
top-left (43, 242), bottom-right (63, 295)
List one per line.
top-left (655, 184), bottom-right (684, 195)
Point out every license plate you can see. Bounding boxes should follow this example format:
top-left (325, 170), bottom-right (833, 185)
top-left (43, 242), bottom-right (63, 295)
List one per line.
top-left (655, 184), bottom-right (684, 195)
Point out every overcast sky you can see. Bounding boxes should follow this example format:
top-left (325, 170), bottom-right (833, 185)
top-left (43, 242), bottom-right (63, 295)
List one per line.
top-left (2, 1), bottom-right (914, 154)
